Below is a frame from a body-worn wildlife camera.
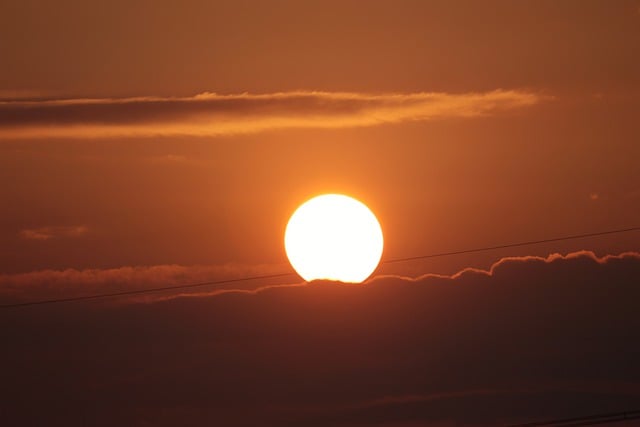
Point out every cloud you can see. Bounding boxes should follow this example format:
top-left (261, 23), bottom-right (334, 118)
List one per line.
top-left (1, 250), bottom-right (639, 426)
top-left (0, 90), bottom-right (544, 139)
top-left (0, 251), bottom-right (637, 305)
top-left (0, 262), bottom-right (291, 305)
top-left (19, 225), bottom-right (89, 240)
top-left (280, 381), bottom-right (640, 423)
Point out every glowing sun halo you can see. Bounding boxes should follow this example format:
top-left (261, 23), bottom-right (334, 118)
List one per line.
top-left (284, 194), bottom-right (384, 283)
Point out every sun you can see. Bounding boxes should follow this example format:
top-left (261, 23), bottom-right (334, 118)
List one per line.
top-left (284, 194), bottom-right (384, 283)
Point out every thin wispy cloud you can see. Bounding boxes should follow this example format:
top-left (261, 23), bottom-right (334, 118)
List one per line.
top-left (287, 381), bottom-right (640, 414)
top-left (0, 90), bottom-right (545, 139)
top-left (19, 225), bottom-right (89, 240)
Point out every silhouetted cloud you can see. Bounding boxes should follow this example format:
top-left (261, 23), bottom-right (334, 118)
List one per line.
top-left (1, 250), bottom-right (638, 426)
top-left (0, 90), bottom-right (544, 139)
top-left (19, 225), bottom-right (88, 240)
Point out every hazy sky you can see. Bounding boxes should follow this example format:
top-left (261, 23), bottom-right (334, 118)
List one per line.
top-left (1, 1), bottom-right (639, 426)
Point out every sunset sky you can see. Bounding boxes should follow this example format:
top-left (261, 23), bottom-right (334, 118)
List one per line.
top-left (1, 1), bottom-right (640, 426)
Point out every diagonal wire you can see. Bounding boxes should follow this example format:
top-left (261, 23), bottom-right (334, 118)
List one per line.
top-left (0, 226), bottom-right (638, 309)
top-left (0, 272), bottom-right (295, 309)
top-left (382, 226), bottom-right (640, 264)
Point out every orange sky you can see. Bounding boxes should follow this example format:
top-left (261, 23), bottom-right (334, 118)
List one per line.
top-left (1, 0), bottom-right (639, 280)
top-left (1, 2), bottom-right (640, 425)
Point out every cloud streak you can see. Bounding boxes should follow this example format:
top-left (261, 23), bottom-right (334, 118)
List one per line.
top-left (19, 225), bottom-right (89, 240)
top-left (0, 262), bottom-right (290, 305)
top-left (1, 250), bottom-right (636, 306)
top-left (0, 90), bottom-right (544, 139)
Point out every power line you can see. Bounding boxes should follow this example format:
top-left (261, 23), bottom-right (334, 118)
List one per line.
top-left (1, 226), bottom-right (638, 309)
top-left (0, 272), bottom-right (296, 309)
top-left (383, 226), bottom-right (640, 265)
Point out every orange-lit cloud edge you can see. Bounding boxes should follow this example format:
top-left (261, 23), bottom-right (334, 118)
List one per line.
top-left (1, 250), bottom-right (637, 305)
top-left (0, 90), bottom-right (546, 139)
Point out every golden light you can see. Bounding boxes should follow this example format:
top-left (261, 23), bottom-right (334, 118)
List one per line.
top-left (284, 194), bottom-right (384, 283)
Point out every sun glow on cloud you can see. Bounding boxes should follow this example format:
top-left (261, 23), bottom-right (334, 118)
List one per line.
top-left (0, 90), bottom-right (545, 139)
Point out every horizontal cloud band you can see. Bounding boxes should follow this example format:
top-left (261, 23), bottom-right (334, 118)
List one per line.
top-left (1, 250), bottom-right (636, 305)
top-left (0, 90), bottom-right (544, 138)
top-left (19, 225), bottom-right (88, 240)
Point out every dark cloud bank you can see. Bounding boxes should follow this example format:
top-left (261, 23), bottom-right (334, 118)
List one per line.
top-left (1, 251), bottom-right (639, 426)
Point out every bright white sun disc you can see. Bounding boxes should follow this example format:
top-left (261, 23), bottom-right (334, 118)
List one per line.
top-left (284, 194), bottom-right (384, 283)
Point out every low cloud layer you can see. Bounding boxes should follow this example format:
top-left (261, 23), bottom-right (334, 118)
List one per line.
top-left (1, 251), bottom-right (639, 426)
top-left (0, 262), bottom-right (288, 305)
top-left (0, 90), bottom-right (543, 139)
